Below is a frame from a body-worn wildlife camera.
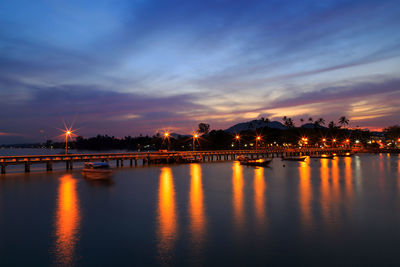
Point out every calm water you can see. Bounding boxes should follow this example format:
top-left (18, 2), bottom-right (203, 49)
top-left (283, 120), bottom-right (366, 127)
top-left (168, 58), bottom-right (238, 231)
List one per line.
top-left (1, 153), bottom-right (400, 266)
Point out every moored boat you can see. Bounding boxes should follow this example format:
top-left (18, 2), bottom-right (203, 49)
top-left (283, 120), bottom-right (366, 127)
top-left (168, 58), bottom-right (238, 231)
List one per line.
top-left (240, 159), bottom-right (272, 167)
top-left (236, 155), bottom-right (250, 162)
top-left (335, 152), bottom-right (354, 157)
top-left (81, 162), bottom-right (113, 180)
top-left (282, 156), bottom-right (307, 161)
top-left (310, 154), bottom-right (334, 159)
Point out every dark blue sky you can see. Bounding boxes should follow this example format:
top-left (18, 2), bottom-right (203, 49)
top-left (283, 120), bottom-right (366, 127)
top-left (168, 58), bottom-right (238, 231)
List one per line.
top-left (1, 0), bottom-right (400, 143)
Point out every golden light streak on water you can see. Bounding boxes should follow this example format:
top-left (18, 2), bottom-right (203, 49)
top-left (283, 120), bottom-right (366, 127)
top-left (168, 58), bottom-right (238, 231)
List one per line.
top-left (53, 174), bottom-right (80, 266)
top-left (189, 163), bottom-right (206, 247)
top-left (157, 167), bottom-right (178, 264)
top-left (232, 162), bottom-right (244, 231)
top-left (320, 159), bottom-right (331, 224)
top-left (331, 158), bottom-right (340, 216)
top-left (254, 167), bottom-right (266, 227)
top-left (344, 157), bottom-right (353, 196)
top-left (299, 161), bottom-right (312, 228)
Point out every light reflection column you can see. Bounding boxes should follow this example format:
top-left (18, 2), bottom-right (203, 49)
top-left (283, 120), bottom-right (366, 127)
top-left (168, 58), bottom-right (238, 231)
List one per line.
top-left (157, 167), bottom-right (178, 264)
top-left (53, 174), bottom-right (81, 266)
top-left (344, 157), bottom-right (353, 197)
top-left (331, 158), bottom-right (340, 217)
top-left (254, 167), bottom-right (266, 227)
top-left (189, 164), bottom-right (206, 258)
top-left (320, 159), bottom-right (331, 224)
top-left (232, 162), bottom-right (244, 232)
top-left (299, 162), bottom-right (312, 228)
top-left (189, 164), bottom-right (206, 244)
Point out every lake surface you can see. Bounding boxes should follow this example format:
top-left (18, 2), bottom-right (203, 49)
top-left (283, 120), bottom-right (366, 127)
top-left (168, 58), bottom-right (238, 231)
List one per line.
top-left (1, 153), bottom-right (400, 266)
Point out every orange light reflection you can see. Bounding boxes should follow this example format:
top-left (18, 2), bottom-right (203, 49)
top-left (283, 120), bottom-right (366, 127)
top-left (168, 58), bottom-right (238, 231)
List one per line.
top-left (254, 167), bottom-right (266, 227)
top-left (299, 162), bottom-right (312, 228)
top-left (157, 167), bottom-right (178, 263)
top-left (54, 174), bottom-right (80, 266)
top-left (189, 164), bottom-right (206, 246)
top-left (320, 159), bottom-right (331, 224)
top-left (232, 162), bottom-right (244, 231)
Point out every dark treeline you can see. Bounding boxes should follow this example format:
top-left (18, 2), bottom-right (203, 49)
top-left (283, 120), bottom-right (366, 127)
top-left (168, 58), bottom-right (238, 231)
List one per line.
top-left (2, 121), bottom-right (399, 151)
top-left (25, 123), bottom-right (399, 151)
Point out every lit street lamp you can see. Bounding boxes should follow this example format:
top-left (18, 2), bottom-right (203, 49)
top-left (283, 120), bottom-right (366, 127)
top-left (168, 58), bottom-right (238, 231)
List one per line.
top-left (193, 133), bottom-right (199, 151)
top-left (235, 135), bottom-right (240, 150)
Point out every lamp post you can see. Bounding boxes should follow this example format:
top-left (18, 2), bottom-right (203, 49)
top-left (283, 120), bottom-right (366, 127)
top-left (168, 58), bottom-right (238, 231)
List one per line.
top-left (65, 130), bottom-right (71, 154)
top-left (164, 132), bottom-right (170, 150)
top-left (193, 133), bottom-right (198, 151)
top-left (256, 135), bottom-right (261, 150)
top-left (235, 135), bottom-right (240, 150)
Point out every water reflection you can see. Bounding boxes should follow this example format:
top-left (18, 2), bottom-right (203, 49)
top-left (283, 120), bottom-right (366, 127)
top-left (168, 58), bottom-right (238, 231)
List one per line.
top-left (254, 167), bottom-right (266, 227)
top-left (53, 174), bottom-right (81, 266)
top-left (232, 162), bottom-right (245, 231)
top-left (157, 167), bottom-right (178, 264)
top-left (189, 164), bottom-right (206, 260)
top-left (331, 158), bottom-right (340, 216)
top-left (299, 162), bottom-right (312, 228)
top-left (344, 157), bottom-right (353, 196)
top-left (320, 159), bottom-right (331, 224)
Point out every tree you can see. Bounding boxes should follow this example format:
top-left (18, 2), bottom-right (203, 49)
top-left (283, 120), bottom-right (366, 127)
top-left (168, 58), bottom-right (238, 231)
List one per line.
top-left (328, 121), bottom-right (336, 129)
top-left (317, 117), bottom-right (325, 126)
top-left (308, 117), bottom-right (313, 122)
top-left (300, 118), bottom-right (304, 123)
top-left (282, 116), bottom-right (295, 128)
top-left (198, 123), bottom-right (210, 134)
top-left (384, 125), bottom-right (400, 140)
top-left (338, 116), bottom-right (349, 128)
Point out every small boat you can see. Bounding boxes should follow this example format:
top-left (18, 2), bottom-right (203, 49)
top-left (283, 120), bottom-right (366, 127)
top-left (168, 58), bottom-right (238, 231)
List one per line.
top-left (81, 162), bottom-right (113, 180)
top-left (335, 152), bottom-right (354, 157)
top-left (282, 156), bottom-right (307, 161)
top-left (310, 154), bottom-right (334, 159)
top-left (180, 156), bottom-right (202, 163)
top-left (240, 159), bottom-right (272, 167)
top-left (236, 155), bottom-right (250, 162)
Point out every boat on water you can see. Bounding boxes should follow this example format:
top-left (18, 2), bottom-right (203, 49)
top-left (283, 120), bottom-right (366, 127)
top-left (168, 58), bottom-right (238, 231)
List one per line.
top-left (236, 155), bottom-right (250, 162)
top-left (335, 152), bottom-right (354, 157)
top-left (282, 156), bottom-right (307, 161)
top-left (177, 156), bottom-right (202, 163)
top-left (240, 159), bottom-right (272, 167)
top-left (310, 154), bottom-right (334, 159)
top-left (81, 162), bottom-right (113, 180)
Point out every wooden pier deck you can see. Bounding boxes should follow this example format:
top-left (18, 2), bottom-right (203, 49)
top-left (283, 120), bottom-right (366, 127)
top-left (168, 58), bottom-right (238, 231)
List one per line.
top-left (0, 148), bottom-right (351, 174)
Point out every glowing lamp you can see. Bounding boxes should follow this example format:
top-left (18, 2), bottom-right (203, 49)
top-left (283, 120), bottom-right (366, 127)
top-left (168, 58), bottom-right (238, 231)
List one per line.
top-left (322, 138), bottom-right (326, 142)
top-left (236, 135), bottom-right (240, 140)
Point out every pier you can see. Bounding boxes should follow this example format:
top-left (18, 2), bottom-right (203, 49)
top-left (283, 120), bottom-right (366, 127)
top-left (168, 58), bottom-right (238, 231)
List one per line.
top-left (0, 148), bottom-right (351, 174)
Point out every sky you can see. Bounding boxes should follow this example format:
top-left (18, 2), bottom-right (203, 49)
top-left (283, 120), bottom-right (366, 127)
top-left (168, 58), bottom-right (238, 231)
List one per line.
top-left (1, 0), bottom-right (400, 144)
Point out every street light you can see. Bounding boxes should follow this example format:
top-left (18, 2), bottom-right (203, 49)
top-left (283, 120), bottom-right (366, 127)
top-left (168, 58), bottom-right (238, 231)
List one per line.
top-left (64, 130), bottom-right (72, 154)
top-left (163, 131), bottom-right (170, 150)
top-left (256, 135), bottom-right (261, 150)
top-left (193, 133), bottom-right (199, 151)
top-left (235, 135), bottom-right (240, 150)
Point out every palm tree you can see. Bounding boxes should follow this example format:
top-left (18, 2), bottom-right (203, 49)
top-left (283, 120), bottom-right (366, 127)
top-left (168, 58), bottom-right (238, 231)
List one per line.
top-left (300, 118), bottom-right (304, 123)
top-left (328, 121), bottom-right (336, 129)
top-left (308, 117), bottom-right (313, 123)
top-left (317, 117), bottom-right (325, 126)
top-left (338, 116), bottom-right (349, 128)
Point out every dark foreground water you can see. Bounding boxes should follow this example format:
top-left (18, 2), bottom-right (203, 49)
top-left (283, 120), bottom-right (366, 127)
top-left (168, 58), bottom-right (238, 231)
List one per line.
top-left (1, 153), bottom-right (400, 266)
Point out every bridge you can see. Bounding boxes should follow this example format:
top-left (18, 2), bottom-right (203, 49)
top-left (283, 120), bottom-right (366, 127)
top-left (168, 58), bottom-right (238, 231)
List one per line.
top-left (0, 148), bottom-right (351, 174)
